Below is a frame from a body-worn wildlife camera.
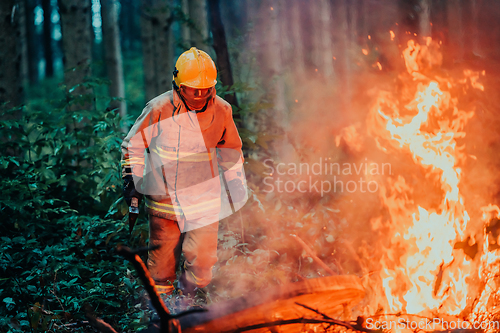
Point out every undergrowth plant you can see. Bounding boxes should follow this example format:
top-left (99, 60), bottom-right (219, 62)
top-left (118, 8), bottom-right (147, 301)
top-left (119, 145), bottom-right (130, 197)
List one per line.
top-left (0, 78), bottom-right (150, 333)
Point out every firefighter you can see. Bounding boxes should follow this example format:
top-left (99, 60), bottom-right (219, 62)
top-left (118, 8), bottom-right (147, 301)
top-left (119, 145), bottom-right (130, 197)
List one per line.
top-left (121, 47), bottom-right (247, 298)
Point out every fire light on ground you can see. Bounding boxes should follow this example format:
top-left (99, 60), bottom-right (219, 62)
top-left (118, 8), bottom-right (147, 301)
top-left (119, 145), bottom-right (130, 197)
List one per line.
top-left (364, 37), bottom-right (499, 332)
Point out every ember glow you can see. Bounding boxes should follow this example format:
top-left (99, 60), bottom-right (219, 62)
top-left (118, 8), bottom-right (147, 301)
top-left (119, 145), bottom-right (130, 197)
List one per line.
top-left (366, 38), bottom-right (499, 328)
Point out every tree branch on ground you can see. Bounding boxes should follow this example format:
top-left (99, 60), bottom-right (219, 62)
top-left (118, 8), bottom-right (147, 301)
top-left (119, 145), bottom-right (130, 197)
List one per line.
top-left (116, 245), bottom-right (172, 329)
top-left (84, 311), bottom-right (119, 333)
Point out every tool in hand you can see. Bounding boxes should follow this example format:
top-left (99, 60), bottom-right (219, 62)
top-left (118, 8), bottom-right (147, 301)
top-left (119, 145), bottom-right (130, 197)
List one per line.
top-left (129, 197), bottom-right (139, 235)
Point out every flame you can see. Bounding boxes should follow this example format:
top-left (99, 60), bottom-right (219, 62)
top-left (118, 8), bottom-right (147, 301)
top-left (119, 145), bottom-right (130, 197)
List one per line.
top-left (390, 30), bottom-right (395, 41)
top-left (470, 205), bottom-right (500, 328)
top-left (367, 38), bottom-right (490, 321)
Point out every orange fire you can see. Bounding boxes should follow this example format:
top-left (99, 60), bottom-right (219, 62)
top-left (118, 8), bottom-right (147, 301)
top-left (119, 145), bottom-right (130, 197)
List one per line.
top-left (366, 38), bottom-right (496, 330)
top-left (470, 205), bottom-right (500, 326)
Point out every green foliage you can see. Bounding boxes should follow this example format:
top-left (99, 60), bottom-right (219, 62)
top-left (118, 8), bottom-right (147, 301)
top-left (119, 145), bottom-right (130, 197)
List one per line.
top-left (0, 78), bottom-right (149, 332)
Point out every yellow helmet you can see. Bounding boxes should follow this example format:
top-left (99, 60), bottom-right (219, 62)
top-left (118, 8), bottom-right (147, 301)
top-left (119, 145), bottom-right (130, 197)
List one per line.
top-left (173, 47), bottom-right (217, 89)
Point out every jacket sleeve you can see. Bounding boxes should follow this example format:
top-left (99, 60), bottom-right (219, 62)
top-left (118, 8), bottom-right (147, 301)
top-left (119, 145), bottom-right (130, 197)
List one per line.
top-left (216, 104), bottom-right (245, 183)
top-left (121, 102), bottom-right (160, 181)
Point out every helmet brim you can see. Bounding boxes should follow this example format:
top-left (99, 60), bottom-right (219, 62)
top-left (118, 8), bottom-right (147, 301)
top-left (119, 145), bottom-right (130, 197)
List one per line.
top-left (180, 79), bottom-right (217, 89)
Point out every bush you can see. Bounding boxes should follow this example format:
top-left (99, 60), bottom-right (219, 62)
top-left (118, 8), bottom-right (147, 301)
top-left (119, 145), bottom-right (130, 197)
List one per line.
top-left (0, 78), bottom-right (149, 332)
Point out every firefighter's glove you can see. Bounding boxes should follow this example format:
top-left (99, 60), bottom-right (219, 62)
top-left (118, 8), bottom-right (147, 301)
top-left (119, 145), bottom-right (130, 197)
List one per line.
top-left (123, 176), bottom-right (144, 207)
top-left (227, 179), bottom-right (246, 203)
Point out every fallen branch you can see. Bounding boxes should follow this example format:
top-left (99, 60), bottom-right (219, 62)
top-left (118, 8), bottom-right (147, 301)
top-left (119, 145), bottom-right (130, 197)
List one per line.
top-left (295, 302), bottom-right (381, 333)
top-left (290, 234), bottom-right (341, 275)
top-left (232, 317), bottom-right (350, 332)
top-left (232, 316), bottom-right (380, 333)
top-left (85, 314), bottom-right (119, 333)
top-left (53, 321), bottom-right (89, 328)
top-left (83, 303), bottom-right (118, 333)
top-left (296, 302), bottom-right (350, 325)
top-left (116, 245), bottom-right (206, 333)
top-left (116, 245), bottom-right (172, 330)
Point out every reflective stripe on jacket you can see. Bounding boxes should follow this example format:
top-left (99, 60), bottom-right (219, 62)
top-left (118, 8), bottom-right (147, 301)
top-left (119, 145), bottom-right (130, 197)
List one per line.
top-left (121, 89), bottom-right (247, 230)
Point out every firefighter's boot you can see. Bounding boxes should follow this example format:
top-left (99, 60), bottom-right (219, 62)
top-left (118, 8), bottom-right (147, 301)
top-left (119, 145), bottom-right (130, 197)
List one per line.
top-left (177, 271), bottom-right (198, 297)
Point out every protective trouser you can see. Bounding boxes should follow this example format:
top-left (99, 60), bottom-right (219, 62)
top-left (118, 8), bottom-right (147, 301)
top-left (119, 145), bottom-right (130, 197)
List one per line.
top-left (147, 215), bottom-right (219, 294)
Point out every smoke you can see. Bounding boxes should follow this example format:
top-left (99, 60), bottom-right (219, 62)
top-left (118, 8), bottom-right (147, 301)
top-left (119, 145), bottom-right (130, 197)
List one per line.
top-left (208, 0), bottom-right (500, 324)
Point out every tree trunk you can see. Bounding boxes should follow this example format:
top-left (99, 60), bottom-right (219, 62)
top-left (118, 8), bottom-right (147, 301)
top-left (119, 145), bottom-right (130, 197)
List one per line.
top-left (359, 0), bottom-right (368, 40)
top-left (141, 0), bottom-right (156, 102)
top-left (247, 0), bottom-right (265, 74)
top-left (447, 0), bottom-right (463, 62)
top-left (430, 0), bottom-right (446, 42)
top-left (140, 0), bottom-right (173, 102)
top-left (219, 0), bottom-right (245, 41)
top-left (89, 1), bottom-right (96, 46)
top-left (245, 0), bottom-right (299, 162)
top-left (119, 0), bottom-right (134, 52)
top-left (181, 0), bottom-right (190, 48)
top-left (101, 0), bottom-right (127, 123)
top-left (248, 0), bottom-right (289, 152)
top-left (460, 0), bottom-right (480, 58)
top-left (288, 0), bottom-right (305, 76)
top-left (187, 0), bottom-right (208, 51)
top-left (0, 0), bottom-right (23, 108)
top-left (348, 0), bottom-right (357, 46)
top-left (399, 0), bottom-right (419, 35)
top-left (419, 0), bottom-right (431, 37)
top-left (19, 0), bottom-right (29, 88)
top-left (278, 2), bottom-right (291, 72)
top-left (59, 0), bottom-right (93, 111)
top-left (311, 0), bottom-right (334, 80)
top-left (263, 0), bottom-right (286, 126)
top-left (42, 0), bottom-right (54, 77)
top-left (207, 0), bottom-right (238, 111)
top-left (25, 0), bottom-right (38, 84)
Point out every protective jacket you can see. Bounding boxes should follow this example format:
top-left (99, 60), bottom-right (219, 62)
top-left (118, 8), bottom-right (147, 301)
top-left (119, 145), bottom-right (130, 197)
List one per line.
top-left (121, 89), bottom-right (247, 231)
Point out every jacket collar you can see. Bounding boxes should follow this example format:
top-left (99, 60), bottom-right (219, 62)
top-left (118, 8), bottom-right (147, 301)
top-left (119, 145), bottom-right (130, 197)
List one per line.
top-left (172, 88), bottom-right (216, 131)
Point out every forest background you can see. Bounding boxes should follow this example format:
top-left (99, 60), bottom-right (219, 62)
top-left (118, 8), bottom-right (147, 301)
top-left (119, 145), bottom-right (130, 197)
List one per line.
top-left (1, 0), bottom-right (500, 332)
